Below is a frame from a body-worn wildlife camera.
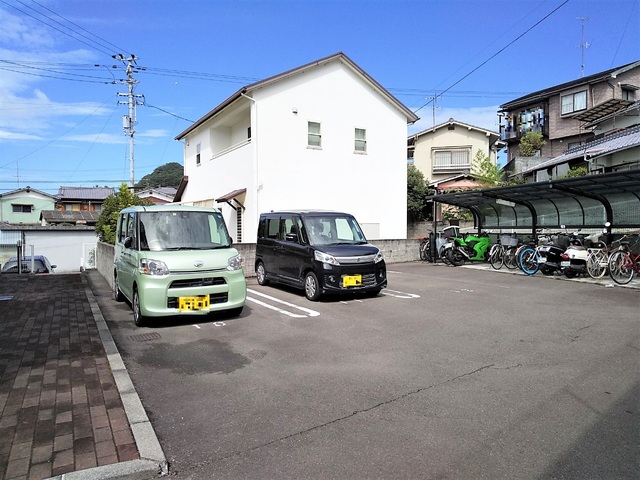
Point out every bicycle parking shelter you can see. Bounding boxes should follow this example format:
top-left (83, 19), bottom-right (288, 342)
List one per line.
top-left (425, 169), bottom-right (640, 239)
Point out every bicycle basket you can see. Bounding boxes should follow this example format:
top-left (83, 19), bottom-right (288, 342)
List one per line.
top-left (500, 234), bottom-right (518, 247)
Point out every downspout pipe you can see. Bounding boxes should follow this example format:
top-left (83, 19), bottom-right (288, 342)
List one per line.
top-left (240, 92), bottom-right (258, 237)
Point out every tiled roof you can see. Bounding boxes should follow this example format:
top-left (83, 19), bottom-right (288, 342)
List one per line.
top-left (521, 125), bottom-right (640, 175)
top-left (57, 186), bottom-right (114, 201)
top-left (40, 210), bottom-right (100, 225)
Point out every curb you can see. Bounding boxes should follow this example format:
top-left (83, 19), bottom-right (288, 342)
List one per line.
top-left (45, 277), bottom-right (168, 480)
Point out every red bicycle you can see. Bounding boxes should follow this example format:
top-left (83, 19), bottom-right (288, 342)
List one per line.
top-left (608, 237), bottom-right (640, 285)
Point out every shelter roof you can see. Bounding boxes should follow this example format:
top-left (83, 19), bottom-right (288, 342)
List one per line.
top-left (425, 169), bottom-right (640, 230)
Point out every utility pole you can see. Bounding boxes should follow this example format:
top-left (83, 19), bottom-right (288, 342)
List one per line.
top-left (577, 17), bottom-right (590, 77)
top-left (114, 54), bottom-right (144, 190)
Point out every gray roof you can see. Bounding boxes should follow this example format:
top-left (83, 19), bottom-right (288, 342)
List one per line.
top-left (521, 125), bottom-right (640, 175)
top-left (0, 186), bottom-right (57, 199)
top-left (500, 60), bottom-right (640, 110)
top-left (57, 186), bottom-right (114, 201)
top-left (39, 210), bottom-right (100, 225)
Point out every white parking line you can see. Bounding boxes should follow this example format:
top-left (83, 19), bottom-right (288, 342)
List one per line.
top-left (381, 289), bottom-right (421, 299)
top-left (247, 288), bottom-right (320, 318)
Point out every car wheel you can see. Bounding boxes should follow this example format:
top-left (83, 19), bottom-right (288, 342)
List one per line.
top-left (304, 272), bottom-right (321, 301)
top-left (256, 262), bottom-right (269, 286)
top-left (365, 288), bottom-right (382, 298)
top-left (132, 289), bottom-right (147, 327)
top-left (113, 274), bottom-right (124, 302)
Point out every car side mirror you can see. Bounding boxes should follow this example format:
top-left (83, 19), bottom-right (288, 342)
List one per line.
top-left (124, 236), bottom-right (133, 248)
top-left (285, 233), bottom-right (298, 243)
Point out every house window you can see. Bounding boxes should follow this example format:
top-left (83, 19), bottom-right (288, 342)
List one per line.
top-left (308, 122), bottom-right (321, 148)
top-left (433, 149), bottom-right (470, 171)
top-left (561, 90), bottom-right (587, 115)
top-left (12, 204), bottom-right (32, 213)
top-left (354, 128), bottom-right (367, 153)
top-left (196, 143), bottom-right (201, 165)
top-left (622, 87), bottom-right (636, 101)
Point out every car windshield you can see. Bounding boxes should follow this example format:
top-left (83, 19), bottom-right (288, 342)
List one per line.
top-left (303, 215), bottom-right (367, 246)
top-left (139, 211), bottom-right (231, 251)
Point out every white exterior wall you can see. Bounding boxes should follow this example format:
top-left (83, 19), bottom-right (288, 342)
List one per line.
top-left (181, 60), bottom-right (410, 241)
top-left (23, 230), bottom-right (99, 273)
top-left (253, 62), bottom-right (407, 240)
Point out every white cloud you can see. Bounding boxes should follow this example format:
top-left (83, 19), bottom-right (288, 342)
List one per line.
top-left (138, 129), bottom-right (170, 138)
top-left (63, 133), bottom-right (125, 144)
top-left (0, 129), bottom-right (41, 140)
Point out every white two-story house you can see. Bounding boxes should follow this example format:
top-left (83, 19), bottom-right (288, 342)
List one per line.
top-left (174, 52), bottom-right (419, 242)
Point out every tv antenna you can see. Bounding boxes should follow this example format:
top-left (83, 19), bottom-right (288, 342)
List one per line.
top-left (577, 17), bottom-right (590, 77)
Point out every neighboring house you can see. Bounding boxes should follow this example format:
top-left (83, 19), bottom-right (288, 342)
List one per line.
top-left (407, 118), bottom-right (505, 185)
top-left (136, 187), bottom-right (177, 204)
top-left (56, 186), bottom-right (114, 212)
top-left (499, 60), bottom-right (640, 176)
top-left (0, 187), bottom-right (57, 224)
top-left (174, 52), bottom-right (419, 242)
top-left (519, 108), bottom-right (640, 182)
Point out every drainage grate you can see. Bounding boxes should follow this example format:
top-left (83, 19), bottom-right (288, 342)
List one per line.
top-left (129, 332), bottom-right (162, 342)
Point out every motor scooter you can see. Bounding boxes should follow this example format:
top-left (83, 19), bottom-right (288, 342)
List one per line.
top-left (531, 231), bottom-right (570, 275)
top-left (562, 231), bottom-right (603, 278)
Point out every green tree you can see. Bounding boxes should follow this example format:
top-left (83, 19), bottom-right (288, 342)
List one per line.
top-left (519, 132), bottom-right (546, 157)
top-left (407, 165), bottom-right (433, 222)
top-left (135, 162), bottom-right (183, 189)
top-left (557, 166), bottom-right (588, 179)
top-left (95, 183), bottom-right (153, 244)
top-left (471, 149), bottom-right (503, 187)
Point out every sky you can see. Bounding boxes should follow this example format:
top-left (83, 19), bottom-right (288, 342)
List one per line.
top-left (0, 0), bottom-right (638, 195)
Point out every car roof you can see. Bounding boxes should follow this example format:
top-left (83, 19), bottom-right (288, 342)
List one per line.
top-left (260, 210), bottom-right (353, 217)
top-left (5, 255), bottom-right (49, 262)
top-left (120, 205), bottom-right (221, 214)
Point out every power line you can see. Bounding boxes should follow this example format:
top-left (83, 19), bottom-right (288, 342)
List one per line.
top-left (413, 0), bottom-right (570, 114)
top-left (29, 0), bottom-right (131, 55)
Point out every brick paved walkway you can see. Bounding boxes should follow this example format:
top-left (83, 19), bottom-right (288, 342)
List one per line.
top-left (0, 273), bottom-right (139, 480)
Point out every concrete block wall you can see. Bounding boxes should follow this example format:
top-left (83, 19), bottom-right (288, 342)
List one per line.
top-left (96, 239), bottom-right (423, 284)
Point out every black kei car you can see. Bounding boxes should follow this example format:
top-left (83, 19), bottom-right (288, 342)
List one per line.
top-left (1, 256), bottom-right (57, 274)
top-left (255, 210), bottom-right (387, 301)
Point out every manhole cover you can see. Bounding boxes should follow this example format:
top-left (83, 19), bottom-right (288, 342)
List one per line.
top-left (129, 332), bottom-right (162, 342)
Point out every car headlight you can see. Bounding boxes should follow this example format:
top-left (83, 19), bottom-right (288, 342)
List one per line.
top-left (139, 258), bottom-right (169, 275)
top-left (314, 250), bottom-right (340, 266)
top-left (227, 254), bottom-right (243, 271)
top-left (374, 250), bottom-right (384, 263)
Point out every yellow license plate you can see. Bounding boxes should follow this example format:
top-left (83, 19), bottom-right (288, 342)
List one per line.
top-left (342, 275), bottom-right (362, 287)
top-left (178, 296), bottom-right (210, 311)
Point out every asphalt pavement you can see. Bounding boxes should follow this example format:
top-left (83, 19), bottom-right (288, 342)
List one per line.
top-left (0, 263), bottom-right (637, 480)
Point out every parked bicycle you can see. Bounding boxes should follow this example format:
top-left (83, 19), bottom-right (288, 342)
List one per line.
top-left (608, 235), bottom-right (640, 284)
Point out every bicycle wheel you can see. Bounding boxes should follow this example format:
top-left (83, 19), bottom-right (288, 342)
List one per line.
top-left (504, 246), bottom-right (519, 270)
top-left (489, 244), bottom-right (504, 270)
top-left (519, 246), bottom-right (540, 275)
top-left (586, 250), bottom-right (607, 279)
top-left (419, 239), bottom-right (430, 261)
top-left (608, 250), bottom-right (634, 285)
